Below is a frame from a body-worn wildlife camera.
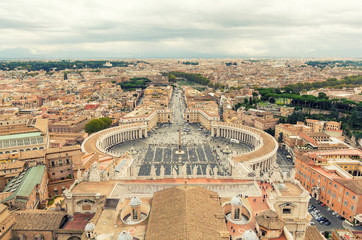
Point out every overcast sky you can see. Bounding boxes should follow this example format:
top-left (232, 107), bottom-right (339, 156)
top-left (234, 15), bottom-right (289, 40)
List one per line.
top-left (0, 0), bottom-right (361, 59)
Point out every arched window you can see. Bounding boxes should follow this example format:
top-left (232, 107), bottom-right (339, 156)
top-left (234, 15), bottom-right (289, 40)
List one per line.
top-left (67, 237), bottom-right (81, 240)
top-left (234, 208), bottom-right (240, 220)
top-left (132, 208), bottom-right (138, 220)
top-left (34, 234), bottom-right (44, 240)
top-left (17, 234), bottom-right (27, 240)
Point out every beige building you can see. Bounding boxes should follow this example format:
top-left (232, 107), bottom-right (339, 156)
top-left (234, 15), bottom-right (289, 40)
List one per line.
top-left (119, 108), bottom-right (172, 131)
top-left (269, 181), bottom-right (311, 240)
top-left (45, 146), bottom-right (82, 198)
top-left (0, 118), bottom-right (49, 155)
top-left (49, 116), bottom-right (89, 133)
top-left (239, 109), bottom-right (279, 130)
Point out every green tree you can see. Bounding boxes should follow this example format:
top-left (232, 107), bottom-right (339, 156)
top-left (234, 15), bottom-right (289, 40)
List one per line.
top-left (99, 117), bottom-right (112, 127)
top-left (169, 73), bottom-right (176, 82)
top-left (349, 110), bottom-right (362, 129)
top-left (85, 119), bottom-right (106, 134)
top-left (318, 92), bottom-right (328, 99)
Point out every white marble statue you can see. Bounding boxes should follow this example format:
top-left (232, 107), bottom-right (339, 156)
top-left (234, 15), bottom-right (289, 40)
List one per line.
top-left (77, 168), bottom-right (82, 181)
top-left (182, 163), bottom-right (187, 178)
top-left (213, 166), bottom-right (218, 179)
top-left (150, 165), bottom-right (157, 179)
top-left (82, 170), bottom-right (89, 181)
top-left (192, 165), bottom-right (198, 177)
top-left (160, 165), bottom-right (165, 178)
top-left (206, 165), bottom-right (211, 177)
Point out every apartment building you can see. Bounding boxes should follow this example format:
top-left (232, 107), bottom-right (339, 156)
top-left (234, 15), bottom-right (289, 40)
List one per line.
top-left (295, 153), bottom-right (362, 223)
top-left (49, 115), bottom-right (89, 133)
top-left (45, 146), bottom-right (82, 197)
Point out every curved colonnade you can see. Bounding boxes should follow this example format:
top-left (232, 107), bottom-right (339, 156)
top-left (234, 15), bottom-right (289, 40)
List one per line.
top-left (82, 121), bottom-right (278, 174)
top-left (211, 122), bottom-right (278, 173)
top-left (81, 122), bottom-right (148, 156)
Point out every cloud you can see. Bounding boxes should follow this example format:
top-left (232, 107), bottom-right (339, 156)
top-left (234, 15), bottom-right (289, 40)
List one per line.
top-left (0, 0), bottom-right (361, 58)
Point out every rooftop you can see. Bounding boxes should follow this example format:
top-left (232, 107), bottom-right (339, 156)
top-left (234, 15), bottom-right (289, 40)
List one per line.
top-left (304, 226), bottom-right (325, 240)
top-left (334, 179), bottom-right (362, 195)
top-left (13, 210), bottom-right (66, 230)
top-left (2, 165), bottom-right (46, 202)
top-left (255, 210), bottom-right (285, 230)
top-left (145, 186), bottom-right (228, 240)
top-left (71, 181), bottom-right (117, 196)
top-left (275, 182), bottom-right (303, 196)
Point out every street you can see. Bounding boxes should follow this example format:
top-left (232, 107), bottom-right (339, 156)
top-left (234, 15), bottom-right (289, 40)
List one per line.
top-left (309, 197), bottom-right (362, 232)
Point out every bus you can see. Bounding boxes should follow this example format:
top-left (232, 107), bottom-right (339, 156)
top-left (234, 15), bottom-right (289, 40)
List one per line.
top-left (230, 139), bottom-right (240, 144)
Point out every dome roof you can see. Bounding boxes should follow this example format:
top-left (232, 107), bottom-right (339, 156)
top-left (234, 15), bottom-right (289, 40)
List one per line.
top-left (118, 231), bottom-right (133, 240)
top-left (130, 197), bottom-right (141, 207)
top-left (255, 210), bottom-right (285, 230)
top-left (242, 229), bottom-right (258, 240)
top-left (230, 196), bottom-right (243, 206)
top-left (84, 222), bottom-right (95, 232)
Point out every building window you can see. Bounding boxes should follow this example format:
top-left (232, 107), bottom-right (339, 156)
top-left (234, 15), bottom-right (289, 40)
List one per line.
top-left (352, 196), bottom-right (356, 200)
top-left (283, 208), bottom-right (291, 214)
top-left (132, 209), bottom-right (138, 220)
top-left (351, 206), bottom-right (354, 210)
top-left (344, 201), bottom-right (347, 206)
top-left (346, 191), bottom-right (349, 196)
top-left (234, 208), bottom-right (241, 220)
top-left (333, 193), bottom-right (336, 198)
top-left (338, 197), bottom-right (341, 202)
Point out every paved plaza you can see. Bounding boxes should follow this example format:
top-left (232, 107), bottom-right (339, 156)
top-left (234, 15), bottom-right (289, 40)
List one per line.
top-left (109, 88), bottom-right (251, 177)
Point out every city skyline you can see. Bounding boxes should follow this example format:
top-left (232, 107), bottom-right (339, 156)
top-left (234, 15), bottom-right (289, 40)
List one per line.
top-left (1, 0), bottom-right (362, 59)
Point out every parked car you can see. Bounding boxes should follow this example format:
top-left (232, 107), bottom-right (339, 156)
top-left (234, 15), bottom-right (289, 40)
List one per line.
top-left (321, 203), bottom-right (326, 207)
top-left (324, 221), bottom-right (331, 225)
